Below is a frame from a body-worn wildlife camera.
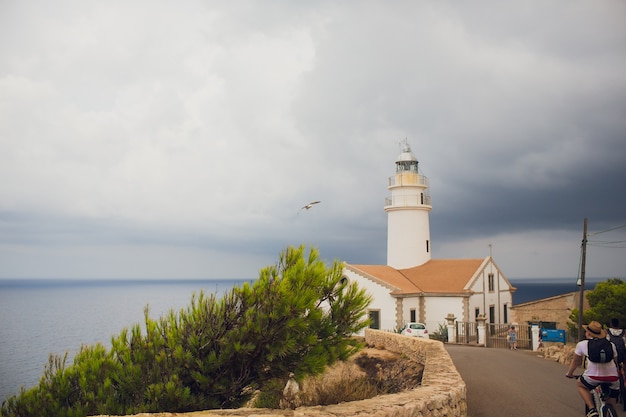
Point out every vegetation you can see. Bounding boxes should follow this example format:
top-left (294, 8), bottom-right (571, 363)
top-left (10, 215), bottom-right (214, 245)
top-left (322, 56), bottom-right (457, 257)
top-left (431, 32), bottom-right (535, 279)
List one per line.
top-left (568, 278), bottom-right (626, 338)
top-left (430, 322), bottom-right (448, 342)
top-left (251, 348), bottom-right (424, 409)
top-left (1, 245), bottom-right (372, 417)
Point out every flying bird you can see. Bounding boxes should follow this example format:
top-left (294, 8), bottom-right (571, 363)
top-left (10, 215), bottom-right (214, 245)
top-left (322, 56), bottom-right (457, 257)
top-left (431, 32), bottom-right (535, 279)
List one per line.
top-left (298, 200), bottom-right (321, 214)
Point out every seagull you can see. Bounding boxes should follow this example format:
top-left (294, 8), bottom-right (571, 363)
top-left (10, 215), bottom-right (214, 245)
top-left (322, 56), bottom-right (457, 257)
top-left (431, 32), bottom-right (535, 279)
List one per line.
top-left (298, 200), bottom-right (321, 214)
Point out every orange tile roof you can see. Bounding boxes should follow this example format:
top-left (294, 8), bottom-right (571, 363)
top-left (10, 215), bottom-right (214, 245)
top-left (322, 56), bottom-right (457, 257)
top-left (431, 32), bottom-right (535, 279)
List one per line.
top-left (401, 259), bottom-right (485, 293)
top-left (345, 264), bottom-right (421, 293)
top-left (348, 258), bottom-right (486, 295)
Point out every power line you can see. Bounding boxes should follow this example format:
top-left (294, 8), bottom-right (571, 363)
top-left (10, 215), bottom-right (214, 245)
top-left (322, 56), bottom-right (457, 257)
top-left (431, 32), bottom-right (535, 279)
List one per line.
top-left (587, 237), bottom-right (626, 248)
top-left (588, 242), bottom-right (626, 248)
top-left (588, 223), bottom-right (626, 236)
top-left (588, 239), bottom-right (626, 244)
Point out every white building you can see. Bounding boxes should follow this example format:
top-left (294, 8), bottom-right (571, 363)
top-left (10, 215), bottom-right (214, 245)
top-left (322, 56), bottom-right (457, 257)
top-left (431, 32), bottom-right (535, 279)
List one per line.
top-left (343, 141), bottom-right (515, 333)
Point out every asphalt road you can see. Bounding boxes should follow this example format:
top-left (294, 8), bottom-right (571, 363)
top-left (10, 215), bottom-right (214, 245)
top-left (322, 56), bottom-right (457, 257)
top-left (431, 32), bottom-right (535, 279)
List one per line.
top-left (445, 344), bottom-right (626, 417)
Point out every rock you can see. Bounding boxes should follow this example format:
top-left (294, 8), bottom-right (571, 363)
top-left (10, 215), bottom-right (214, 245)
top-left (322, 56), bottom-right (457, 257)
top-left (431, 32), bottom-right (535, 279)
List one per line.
top-left (279, 373), bottom-right (300, 409)
top-left (537, 343), bottom-right (575, 365)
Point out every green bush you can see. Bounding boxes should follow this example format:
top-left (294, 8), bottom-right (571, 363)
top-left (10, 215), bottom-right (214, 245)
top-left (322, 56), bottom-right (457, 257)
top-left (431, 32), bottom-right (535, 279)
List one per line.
top-left (430, 322), bottom-right (448, 342)
top-left (1, 245), bottom-right (372, 417)
top-left (250, 378), bottom-right (284, 409)
top-left (567, 278), bottom-right (626, 338)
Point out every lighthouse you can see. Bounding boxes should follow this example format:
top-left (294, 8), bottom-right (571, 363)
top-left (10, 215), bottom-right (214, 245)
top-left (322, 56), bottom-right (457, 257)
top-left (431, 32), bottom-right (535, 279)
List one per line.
top-left (384, 140), bottom-right (432, 269)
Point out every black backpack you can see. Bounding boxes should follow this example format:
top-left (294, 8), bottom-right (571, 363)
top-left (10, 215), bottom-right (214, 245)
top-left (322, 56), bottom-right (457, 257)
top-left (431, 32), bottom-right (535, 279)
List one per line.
top-left (587, 338), bottom-right (614, 363)
top-left (608, 330), bottom-right (626, 363)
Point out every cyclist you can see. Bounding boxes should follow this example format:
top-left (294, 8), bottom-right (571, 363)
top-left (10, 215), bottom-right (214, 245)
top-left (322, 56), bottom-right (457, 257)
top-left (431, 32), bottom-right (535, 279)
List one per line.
top-left (566, 321), bottom-right (620, 417)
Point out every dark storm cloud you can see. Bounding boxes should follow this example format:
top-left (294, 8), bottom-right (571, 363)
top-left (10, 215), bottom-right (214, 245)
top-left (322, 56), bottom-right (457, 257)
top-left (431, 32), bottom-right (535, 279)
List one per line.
top-left (0, 1), bottom-right (624, 279)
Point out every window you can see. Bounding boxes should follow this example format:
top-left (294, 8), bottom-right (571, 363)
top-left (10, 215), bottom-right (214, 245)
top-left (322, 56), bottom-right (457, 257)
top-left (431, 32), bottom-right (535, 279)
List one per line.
top-left (410, 308), bottom-right (416, 323)
top-left (475, 308), bottom-right (480, 318)
top-left (426, 240), bottom-right (430, 253)
top-left (503, 304), bottom-right (508, 323)
top-left (488, 273), bottom-right (494, 292)
top-left (369, 310), bottom-right (380, 329)
top-left (420, 193), bottom-right (424, 204)
top-left (489, 305), bottom-right (495, 324)
top-left (397, 161), bottom-right (418, 172)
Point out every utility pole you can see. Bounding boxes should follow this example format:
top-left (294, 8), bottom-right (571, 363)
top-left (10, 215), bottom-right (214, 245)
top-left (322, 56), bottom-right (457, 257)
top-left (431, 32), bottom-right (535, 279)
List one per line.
top-left (577, 218), bottom-right (588, 340)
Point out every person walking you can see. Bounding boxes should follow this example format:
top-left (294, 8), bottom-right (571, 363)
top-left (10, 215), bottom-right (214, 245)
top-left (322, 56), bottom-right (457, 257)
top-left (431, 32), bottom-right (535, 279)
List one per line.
top-left (507, 326), bottom-right (517, 350)
top-left (565, 321), bottom-right (620, 417)
top-left (607, 318), bottom-right (625, 373)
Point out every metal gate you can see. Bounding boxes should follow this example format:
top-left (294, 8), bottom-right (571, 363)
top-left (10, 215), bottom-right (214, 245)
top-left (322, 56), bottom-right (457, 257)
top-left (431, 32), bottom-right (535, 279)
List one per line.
top-left (455, 321), bottom-right (478, 344)
top-left (487, 324), bottom-right (531, 349)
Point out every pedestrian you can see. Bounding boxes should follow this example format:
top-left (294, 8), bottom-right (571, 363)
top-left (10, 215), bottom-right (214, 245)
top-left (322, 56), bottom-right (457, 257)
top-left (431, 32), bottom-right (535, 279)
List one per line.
top-left (607, 318), bottom-right (626, 374)
top-left (565, 321), bottom-right (619, 417)
top-left (508, 326), bottom-right (517, 350)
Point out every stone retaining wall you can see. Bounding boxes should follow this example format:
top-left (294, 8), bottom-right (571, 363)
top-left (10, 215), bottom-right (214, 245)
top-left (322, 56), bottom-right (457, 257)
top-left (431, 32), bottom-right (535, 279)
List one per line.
top-left (92, 329), bottom-right (466, 417)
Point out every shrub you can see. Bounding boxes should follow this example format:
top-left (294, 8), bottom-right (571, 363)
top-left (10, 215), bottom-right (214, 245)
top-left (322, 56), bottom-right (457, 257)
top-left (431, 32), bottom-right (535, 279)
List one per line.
top-left (1, 246), bottom-right (372, 417)
top-left (430, 322), bottom-right (448, 342)
top-left (249, 379), bottom-right (284, 409)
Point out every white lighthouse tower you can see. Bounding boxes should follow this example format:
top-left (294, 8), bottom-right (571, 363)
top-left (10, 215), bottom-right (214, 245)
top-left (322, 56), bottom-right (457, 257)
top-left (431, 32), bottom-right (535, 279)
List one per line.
top-left (384, 140), bottom-right (432, 269)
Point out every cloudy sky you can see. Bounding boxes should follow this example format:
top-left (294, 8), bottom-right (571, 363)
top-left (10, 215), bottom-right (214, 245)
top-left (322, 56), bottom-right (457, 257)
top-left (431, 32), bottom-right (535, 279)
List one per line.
top-left (1, 1), bottom-right (625, 281)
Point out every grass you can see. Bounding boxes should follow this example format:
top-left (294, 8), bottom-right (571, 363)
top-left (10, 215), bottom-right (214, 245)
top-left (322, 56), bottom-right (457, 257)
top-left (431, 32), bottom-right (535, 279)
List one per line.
top-left (251, 345), bottom-right (425, 409)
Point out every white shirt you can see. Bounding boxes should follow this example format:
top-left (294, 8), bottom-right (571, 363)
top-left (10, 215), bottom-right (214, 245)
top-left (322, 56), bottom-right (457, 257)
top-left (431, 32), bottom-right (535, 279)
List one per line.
top-left (575, 339), bottom-right (618, 378)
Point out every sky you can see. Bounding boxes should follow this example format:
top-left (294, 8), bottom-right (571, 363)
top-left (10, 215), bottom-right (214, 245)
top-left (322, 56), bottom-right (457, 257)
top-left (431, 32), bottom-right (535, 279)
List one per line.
top-left (1, 1), bottom-right (625, 281)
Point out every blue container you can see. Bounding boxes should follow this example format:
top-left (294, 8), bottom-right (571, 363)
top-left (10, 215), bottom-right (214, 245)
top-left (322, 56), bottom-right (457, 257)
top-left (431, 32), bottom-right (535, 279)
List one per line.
top-left (541, 328), bottom-right (566, 343)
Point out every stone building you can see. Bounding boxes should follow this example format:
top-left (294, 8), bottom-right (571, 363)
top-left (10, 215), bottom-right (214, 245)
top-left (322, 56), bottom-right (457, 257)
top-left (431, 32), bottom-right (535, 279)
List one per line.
top-left (509, 291), bottom-right (589, 331)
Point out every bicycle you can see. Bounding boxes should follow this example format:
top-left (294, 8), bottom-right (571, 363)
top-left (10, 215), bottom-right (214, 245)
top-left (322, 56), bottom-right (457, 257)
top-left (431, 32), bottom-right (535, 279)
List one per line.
top-left (619, 366), bottom-right (625, 412)
top-left (567, 374), bottom-right (619, 417)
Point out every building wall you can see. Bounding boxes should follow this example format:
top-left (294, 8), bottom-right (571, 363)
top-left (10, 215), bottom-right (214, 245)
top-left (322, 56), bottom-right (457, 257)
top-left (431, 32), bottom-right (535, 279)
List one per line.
top-left (387, 209), bottom-right (431, 268)
top-left (343, 268), bottom-right (398, 332)
top-left (345, 258), bottom-right (516, 335)
top-left (509, 291), bottom-right (587, 330)
top-left (422, 296), bottom-right (464, 331)
top-left (398, 295), bottom-right (422, 328)
top-left (467, 261), bottom-right (513, 324)
top-left (496, 272), bottom-right (514, 323)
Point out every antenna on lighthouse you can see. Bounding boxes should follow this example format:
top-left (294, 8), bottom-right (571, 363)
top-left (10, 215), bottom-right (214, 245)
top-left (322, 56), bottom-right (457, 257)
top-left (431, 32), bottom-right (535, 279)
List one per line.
top-left (398, 137), bottom-right (409, 152)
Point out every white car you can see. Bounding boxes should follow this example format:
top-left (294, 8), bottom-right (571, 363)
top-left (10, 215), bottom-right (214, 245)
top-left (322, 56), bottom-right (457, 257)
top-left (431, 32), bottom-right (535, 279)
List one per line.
top-left (400, 322), bottom-right (429, 339)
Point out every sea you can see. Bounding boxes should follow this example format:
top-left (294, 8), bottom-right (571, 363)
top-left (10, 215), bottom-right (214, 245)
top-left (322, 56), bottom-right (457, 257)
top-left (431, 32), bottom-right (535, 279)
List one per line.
top-left (0, 276), bottom-right (603, 402)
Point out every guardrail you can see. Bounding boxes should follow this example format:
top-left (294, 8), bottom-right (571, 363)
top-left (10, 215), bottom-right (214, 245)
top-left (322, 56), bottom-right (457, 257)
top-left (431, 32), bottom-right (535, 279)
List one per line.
top-left (385, 195), bottom-right (432, 207)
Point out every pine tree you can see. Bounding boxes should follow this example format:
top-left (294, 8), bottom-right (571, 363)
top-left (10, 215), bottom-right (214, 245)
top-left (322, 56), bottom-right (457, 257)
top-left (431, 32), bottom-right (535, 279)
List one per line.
top-left (1, 245), bottom-right (372, 416)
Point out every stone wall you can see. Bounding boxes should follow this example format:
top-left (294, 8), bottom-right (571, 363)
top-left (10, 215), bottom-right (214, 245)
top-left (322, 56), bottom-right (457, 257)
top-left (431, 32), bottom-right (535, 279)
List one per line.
top-left (509, 291), bottom-right (588, 331)
top-left (536, 343), bottom-right (576, 365)
top-left (91, 329), bottom-right (466, 417)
